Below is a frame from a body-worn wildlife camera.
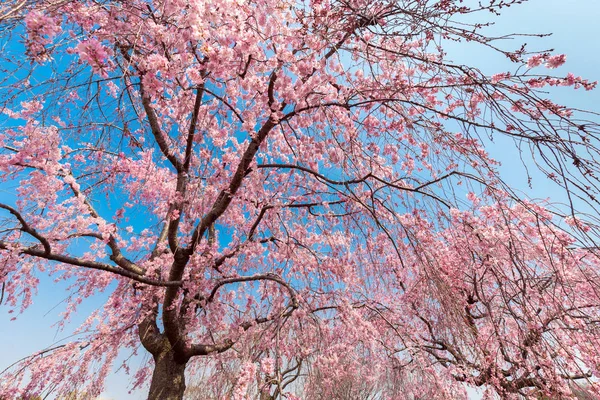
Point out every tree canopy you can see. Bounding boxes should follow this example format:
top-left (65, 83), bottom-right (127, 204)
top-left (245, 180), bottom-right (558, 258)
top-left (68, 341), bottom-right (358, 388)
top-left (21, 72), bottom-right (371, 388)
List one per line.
top-left (1, 0), bottom-right (600, 399)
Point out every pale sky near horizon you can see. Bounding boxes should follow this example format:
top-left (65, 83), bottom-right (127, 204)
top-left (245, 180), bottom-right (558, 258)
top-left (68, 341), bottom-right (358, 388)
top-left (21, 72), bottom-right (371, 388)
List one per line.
top-left (1, 1), bottom-right (600, 399)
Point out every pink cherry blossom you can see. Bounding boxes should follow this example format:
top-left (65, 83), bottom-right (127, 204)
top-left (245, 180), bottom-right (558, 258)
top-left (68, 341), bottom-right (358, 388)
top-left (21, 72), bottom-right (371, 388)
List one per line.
top-left (527, 53), bottom-right (546, 68)
top-left (546, 54), bottom-right (567, 69)
top-left (0, 1), bottom-right (599, 400)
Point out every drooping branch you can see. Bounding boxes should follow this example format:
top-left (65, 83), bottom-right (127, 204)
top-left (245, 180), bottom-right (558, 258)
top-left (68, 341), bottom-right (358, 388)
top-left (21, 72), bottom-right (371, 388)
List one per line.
top-left (0, 198), bottom-right (164, 287)
top-left (206, 273), bottom-right (298, 307)
top-left (63, 174), bottom-right (145, 275)
top-left (255, 164), bottom-right (473, 209)
top-left (0, 240), bottom-right (180, 287)
top-left (0, 203), bottom-right (51, 255)
top-left (185, 273), bottom-right (298, 358)
top-left (0, 146), bottom-right (145, 275)
top-left (213, 237), bottom-right (275, 273)
top-left (256, 163), bottom-right (371, 186)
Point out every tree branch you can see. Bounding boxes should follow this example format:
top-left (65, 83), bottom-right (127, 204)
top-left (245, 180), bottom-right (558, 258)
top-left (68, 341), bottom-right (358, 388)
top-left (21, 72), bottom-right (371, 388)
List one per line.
top-left (0, 241), bottom-right (180, 287)
top-left (0, 203), bottom-right (51, 255)
top-left (206, 273), bottom-right (298, 308)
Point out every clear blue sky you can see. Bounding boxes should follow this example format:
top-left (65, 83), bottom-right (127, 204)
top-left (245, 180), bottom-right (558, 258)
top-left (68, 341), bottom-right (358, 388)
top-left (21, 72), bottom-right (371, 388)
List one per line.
top-left (1, 1), bottom-right (599, 399)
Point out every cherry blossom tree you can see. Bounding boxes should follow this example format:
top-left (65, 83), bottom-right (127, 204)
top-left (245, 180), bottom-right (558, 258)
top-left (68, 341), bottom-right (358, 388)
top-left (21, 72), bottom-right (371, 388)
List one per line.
top-left (1, 0), bottom-right (600, 399)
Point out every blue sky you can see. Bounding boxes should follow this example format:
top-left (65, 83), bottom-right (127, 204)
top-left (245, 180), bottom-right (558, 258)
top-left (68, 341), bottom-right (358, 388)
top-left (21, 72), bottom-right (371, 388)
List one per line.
top-left (1, 1), bottom-right (600, 399)
top-left (449, 0), bottom-right (600, 200)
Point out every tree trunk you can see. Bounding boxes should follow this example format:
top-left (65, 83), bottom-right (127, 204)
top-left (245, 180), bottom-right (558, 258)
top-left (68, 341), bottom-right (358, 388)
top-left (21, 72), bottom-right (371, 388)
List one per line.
top-left (147, 349), bottom-right (187, 400)
top-left (260, 389), bottom-right (274, 400)
top-left (260, 392), bottom-right (275, 400)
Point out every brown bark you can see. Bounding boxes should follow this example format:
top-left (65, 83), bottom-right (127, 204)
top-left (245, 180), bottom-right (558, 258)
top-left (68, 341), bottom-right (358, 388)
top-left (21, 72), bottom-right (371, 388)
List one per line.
top-left (260, 390), bottom-right (274, 400)
top-left (147, 349), bottom-right (187, 400)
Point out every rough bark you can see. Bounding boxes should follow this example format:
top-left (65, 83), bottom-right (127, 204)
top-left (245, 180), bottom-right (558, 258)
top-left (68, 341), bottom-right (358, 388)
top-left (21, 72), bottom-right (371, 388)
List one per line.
top-left (147, 349), bottom-right (187, 400)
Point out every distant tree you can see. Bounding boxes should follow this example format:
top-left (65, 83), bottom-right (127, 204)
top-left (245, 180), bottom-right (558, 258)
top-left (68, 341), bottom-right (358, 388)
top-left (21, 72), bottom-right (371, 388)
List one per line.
top-left (1, 0), bottom-right (600, 399)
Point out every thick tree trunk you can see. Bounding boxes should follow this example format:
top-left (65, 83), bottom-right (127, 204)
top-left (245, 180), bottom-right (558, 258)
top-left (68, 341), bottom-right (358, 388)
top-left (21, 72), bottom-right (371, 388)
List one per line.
top-left (260, 391), bottom-right (275, 400)
top-left (147, 350), bottom-right (187, 400)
